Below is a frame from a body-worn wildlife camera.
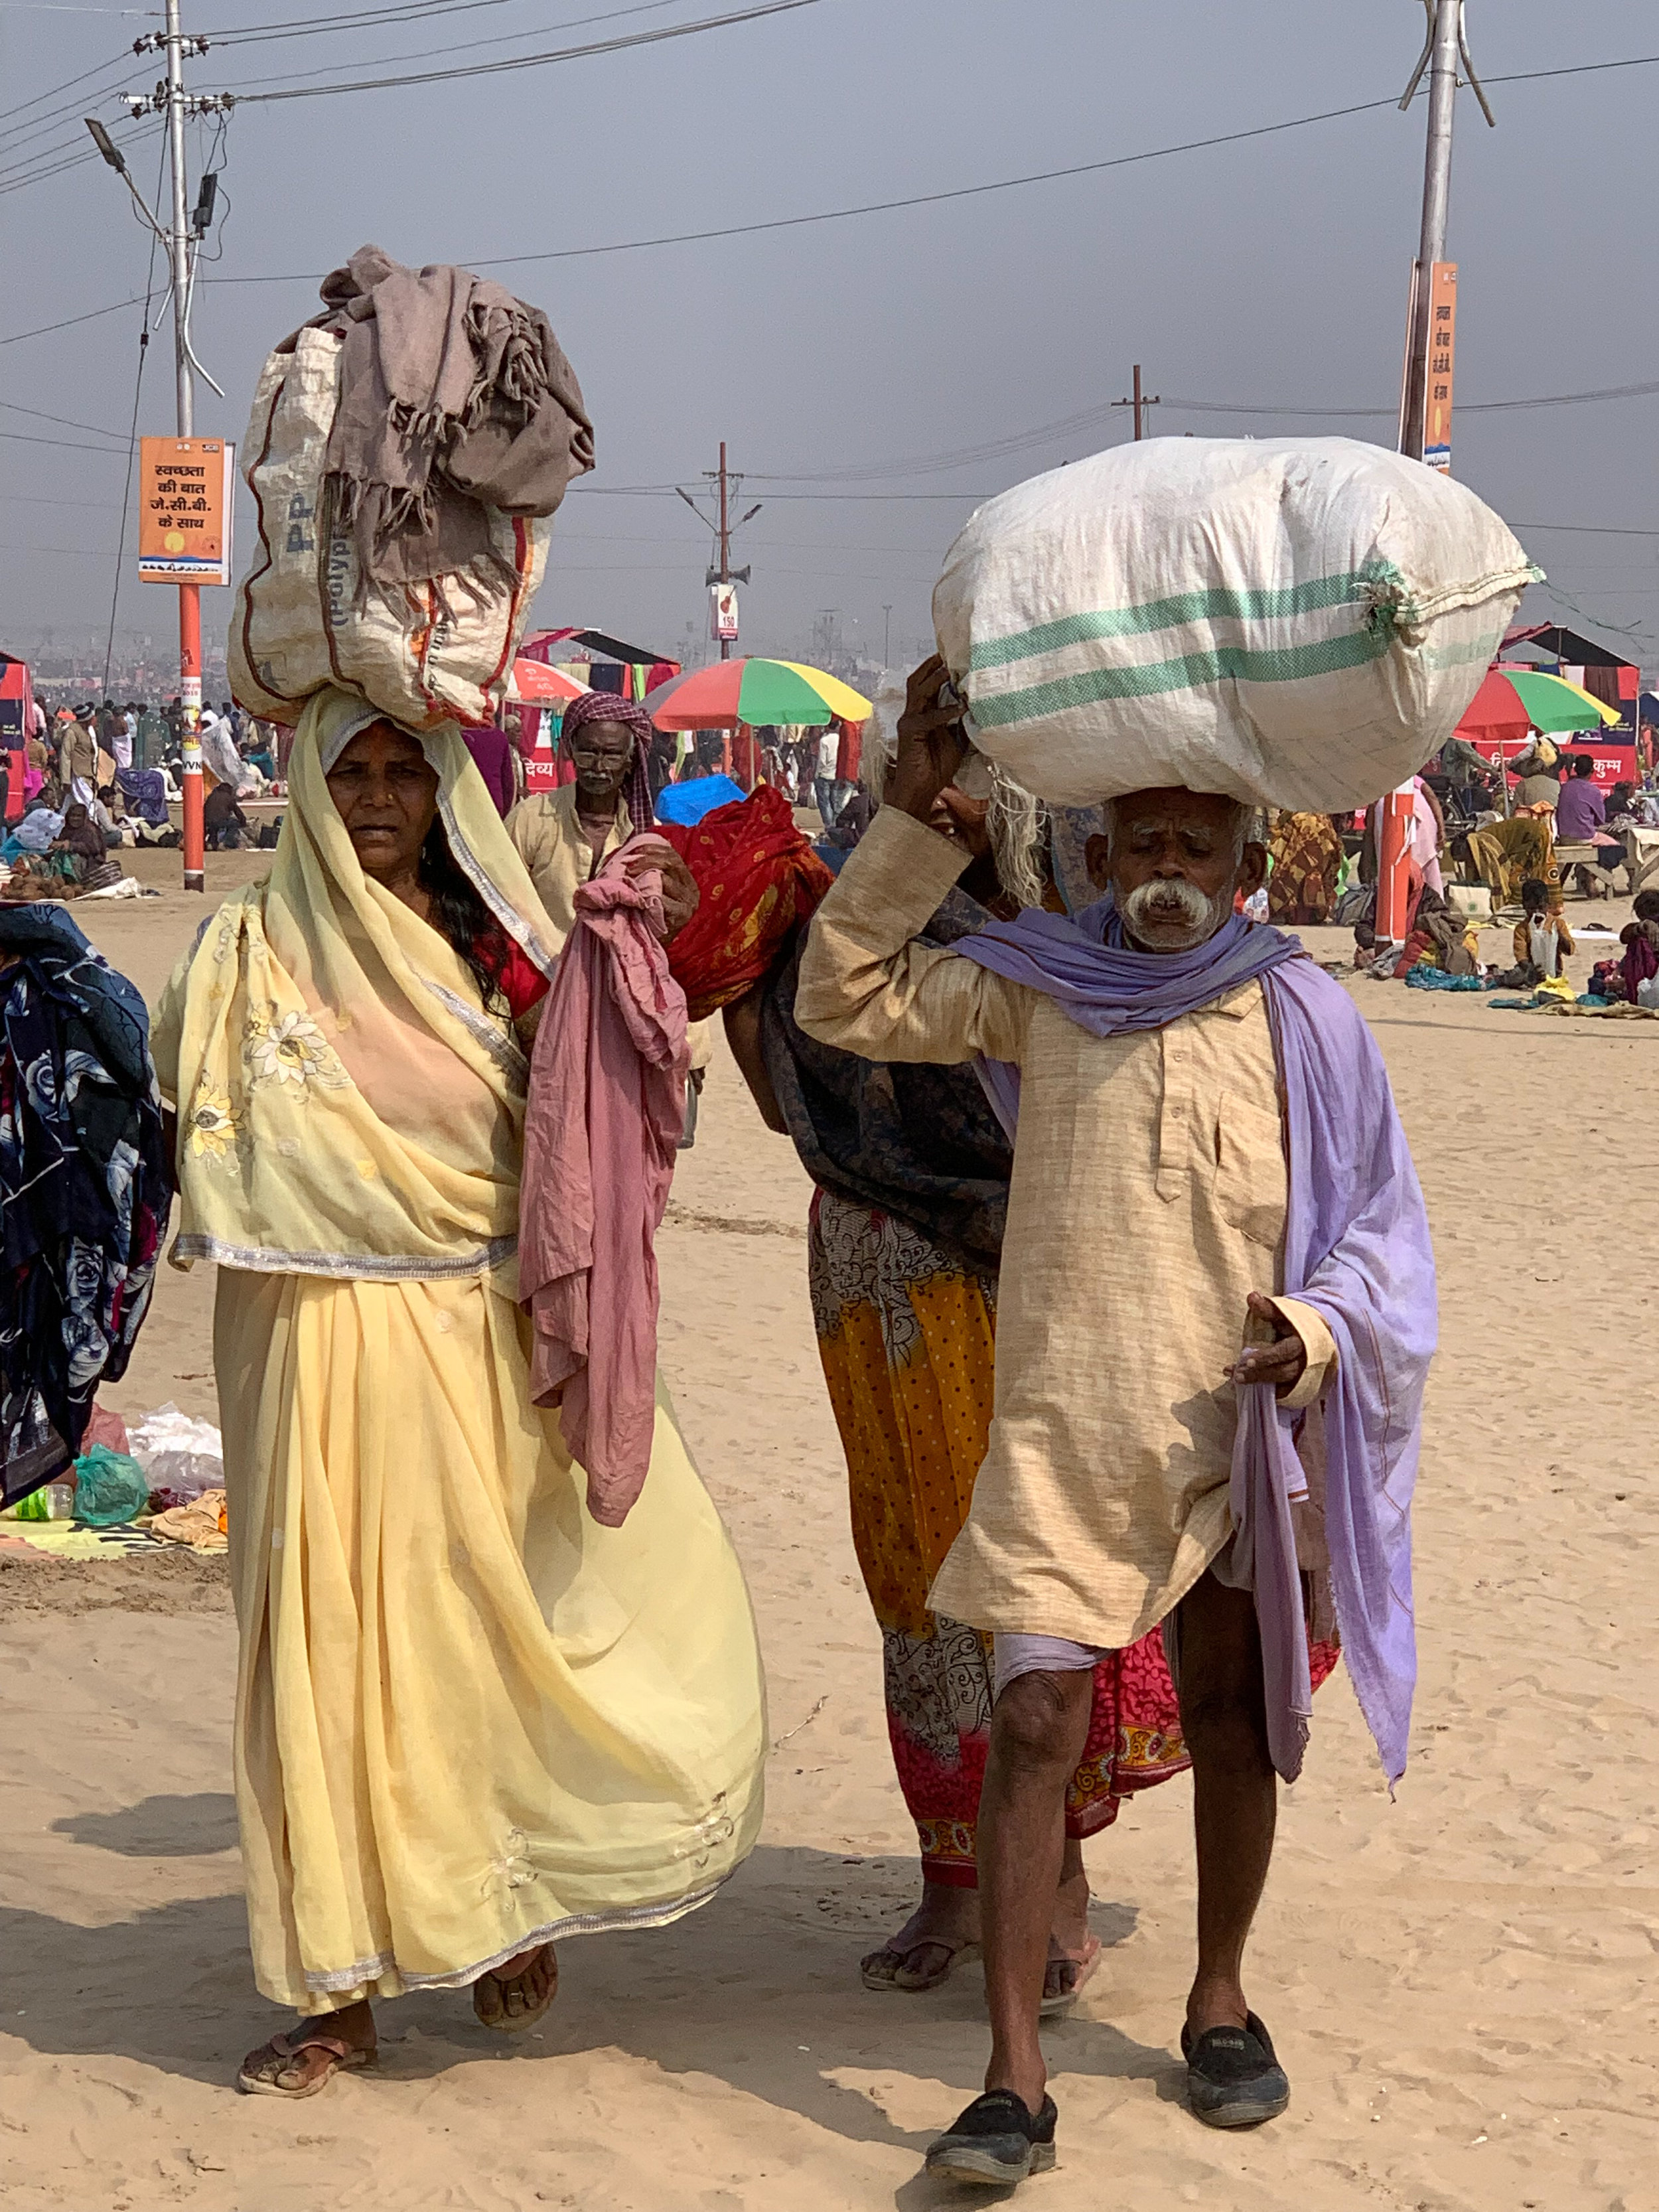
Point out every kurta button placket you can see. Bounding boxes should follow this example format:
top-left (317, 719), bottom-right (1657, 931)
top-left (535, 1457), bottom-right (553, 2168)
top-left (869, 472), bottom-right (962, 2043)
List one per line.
top-left (1156, 1025), bottom-right (1189, 1202)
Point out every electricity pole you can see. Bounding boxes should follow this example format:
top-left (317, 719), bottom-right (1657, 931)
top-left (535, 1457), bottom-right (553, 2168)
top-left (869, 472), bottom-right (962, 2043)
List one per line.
top-left (1112, 364), bottom-right (1160, 441)
top-left (716, 441), bottom-right (731, 662)
top-left (90, 1), bottom-right (230, 891)
top-left (1397, 0), bottom-right (1493, 465)
top-left (678, 445), bottom-right (759, 666)
top-left (161, 0), bottom-right (204, 889)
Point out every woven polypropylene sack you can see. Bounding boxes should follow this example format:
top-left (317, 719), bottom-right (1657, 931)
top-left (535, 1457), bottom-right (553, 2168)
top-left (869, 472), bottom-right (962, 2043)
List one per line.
top-left (933, 437), bottom-right (1540, 811)
top-left (229, 328), bottom-right (551, 732)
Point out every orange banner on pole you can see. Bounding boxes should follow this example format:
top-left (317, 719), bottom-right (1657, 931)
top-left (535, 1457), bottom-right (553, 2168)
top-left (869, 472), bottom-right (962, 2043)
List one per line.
top-left (139, 437), bottom-right (234, 584)
top-left (1423, 261), bottom-right (1457, 473)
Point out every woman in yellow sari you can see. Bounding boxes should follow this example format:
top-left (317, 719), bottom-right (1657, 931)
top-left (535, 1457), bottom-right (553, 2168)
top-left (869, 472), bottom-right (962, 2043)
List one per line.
top-left (150, 688), bottom-right (765, 2097)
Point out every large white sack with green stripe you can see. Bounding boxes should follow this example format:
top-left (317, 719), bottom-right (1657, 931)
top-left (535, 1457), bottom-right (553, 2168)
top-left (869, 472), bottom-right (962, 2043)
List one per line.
top-left (933, 438), bottom-right (1540, 810)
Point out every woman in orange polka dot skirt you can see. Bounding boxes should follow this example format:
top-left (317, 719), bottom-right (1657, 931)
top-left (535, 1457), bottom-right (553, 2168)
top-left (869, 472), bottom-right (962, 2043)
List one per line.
top-left (725, 865), bottom-right (1199, 2006)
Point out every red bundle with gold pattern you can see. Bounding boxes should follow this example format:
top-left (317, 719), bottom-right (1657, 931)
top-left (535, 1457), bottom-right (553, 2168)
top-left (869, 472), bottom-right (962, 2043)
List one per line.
top-left (656, 786), bottom-right (833, 1020)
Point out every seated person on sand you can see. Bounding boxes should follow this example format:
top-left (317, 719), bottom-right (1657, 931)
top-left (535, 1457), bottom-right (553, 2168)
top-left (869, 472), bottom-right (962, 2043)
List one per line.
top-left (94, 784), bottom-right (136, 848)
top-left (1403, 885), bottom-right (1479, 976)
top-left (1618, 889), bottom-right (1659, 1005)
top-left (1495, 878), bottom-right (1575, 988)
top-left (203, 781), bottom-right (250, 851)
top-left (4, 801), bottom-right (118, 899)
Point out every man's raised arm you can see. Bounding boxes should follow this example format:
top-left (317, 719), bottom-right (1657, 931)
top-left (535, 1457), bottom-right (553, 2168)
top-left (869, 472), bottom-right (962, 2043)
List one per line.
top-left (794, 659), bottom-right (1029, 1068)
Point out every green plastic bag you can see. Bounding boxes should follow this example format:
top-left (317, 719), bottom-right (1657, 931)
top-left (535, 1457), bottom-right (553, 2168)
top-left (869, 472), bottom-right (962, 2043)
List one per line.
top-left (72, 1445), bottom-right (151, 1528)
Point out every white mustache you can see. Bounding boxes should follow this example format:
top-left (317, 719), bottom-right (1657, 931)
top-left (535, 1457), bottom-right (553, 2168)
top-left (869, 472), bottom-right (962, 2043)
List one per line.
top-left (1121, 875), bottom-right (1229, 948)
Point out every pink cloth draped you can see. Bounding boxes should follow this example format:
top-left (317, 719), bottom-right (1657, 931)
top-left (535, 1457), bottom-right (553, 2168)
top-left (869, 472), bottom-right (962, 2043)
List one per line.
top-left (518, 838), bottom-right (689, 1526)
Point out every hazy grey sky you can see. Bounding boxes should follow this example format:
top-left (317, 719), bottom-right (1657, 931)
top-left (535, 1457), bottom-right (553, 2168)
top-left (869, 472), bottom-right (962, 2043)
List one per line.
top-left (3, 0), bottom-right (1656, 676)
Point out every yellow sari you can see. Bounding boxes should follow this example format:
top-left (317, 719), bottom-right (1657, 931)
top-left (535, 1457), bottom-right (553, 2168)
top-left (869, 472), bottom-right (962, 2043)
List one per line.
top-left (151, 689), bottom-right (765, 2014)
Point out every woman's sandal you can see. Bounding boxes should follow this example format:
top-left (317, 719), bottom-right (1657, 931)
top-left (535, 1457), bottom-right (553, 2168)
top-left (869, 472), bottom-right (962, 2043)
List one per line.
top-left (860, 1937), bottom-right (982, 1994)
top-left (1039, 1931), bottom-right (1103, 2016)
top-left (472, 1943), bottom-right (558, 2033)
top-left (238, 2029), bottom-right (376, 2099)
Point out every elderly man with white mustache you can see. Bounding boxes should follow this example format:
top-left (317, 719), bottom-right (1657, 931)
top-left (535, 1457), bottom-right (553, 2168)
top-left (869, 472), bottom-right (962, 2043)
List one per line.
top-left (796, 657), bottom-right (1433, 2185)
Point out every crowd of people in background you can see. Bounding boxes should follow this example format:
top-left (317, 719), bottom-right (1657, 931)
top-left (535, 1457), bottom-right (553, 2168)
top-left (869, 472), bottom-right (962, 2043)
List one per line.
top-left (1232, 725), bottom-right (1659, 1005)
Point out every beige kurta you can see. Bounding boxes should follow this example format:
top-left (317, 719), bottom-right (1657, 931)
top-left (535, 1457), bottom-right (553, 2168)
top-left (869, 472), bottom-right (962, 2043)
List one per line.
top-left (794, 808), bottom-right (1336, 1649)
top-left (506, 784), bottom-right (631, 954)
top-left (506, 782), bottom-right (715, 1072)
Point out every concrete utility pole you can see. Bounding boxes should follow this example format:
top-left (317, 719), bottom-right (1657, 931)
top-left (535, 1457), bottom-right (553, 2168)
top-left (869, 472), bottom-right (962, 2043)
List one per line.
top-left (716, 441), bottom-right (731, 662)
top-left (161, 0), bottom-right (204, 887)
top-left (1112, 365), bottom-right (1161, 441)
top-left (1398, 0), bottom-right (1494, 464)
top-left (92, 1), bottom-right (230, 891)
top-left (678, 447), bottom-right (759, 666)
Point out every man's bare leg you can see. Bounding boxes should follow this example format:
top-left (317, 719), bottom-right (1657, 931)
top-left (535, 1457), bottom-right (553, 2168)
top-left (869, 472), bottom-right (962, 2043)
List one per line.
top-left (1174, 1570), bottom-right (1275, 2037)
top-left (977, 1668), bottom-right (1094, 2108)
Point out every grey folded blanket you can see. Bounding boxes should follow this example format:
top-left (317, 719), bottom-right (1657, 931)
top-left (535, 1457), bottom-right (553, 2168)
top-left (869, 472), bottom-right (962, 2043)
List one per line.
top-left (312, 244), bottom-right (595, 594)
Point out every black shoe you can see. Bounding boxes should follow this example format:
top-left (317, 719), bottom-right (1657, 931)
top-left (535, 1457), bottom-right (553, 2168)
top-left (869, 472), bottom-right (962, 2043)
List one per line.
top-left (1181, 2010), bottom-right (1291, 2128)
top-left (924, 2089), bottom-right (1058, 2184)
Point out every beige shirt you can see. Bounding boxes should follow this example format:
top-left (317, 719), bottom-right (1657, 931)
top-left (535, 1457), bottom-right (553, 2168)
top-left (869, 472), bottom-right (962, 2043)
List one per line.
top-left (506, 783), bottom-right (714, 1072)
top-left (795, 808), bottom-right (1337, 1647)
top-left (506, 784), bottom-right (631, 957)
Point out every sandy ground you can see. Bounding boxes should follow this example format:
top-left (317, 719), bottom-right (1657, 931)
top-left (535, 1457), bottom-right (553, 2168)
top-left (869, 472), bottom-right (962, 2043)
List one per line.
top-left (1, 856), bottom-right (1657, 2212)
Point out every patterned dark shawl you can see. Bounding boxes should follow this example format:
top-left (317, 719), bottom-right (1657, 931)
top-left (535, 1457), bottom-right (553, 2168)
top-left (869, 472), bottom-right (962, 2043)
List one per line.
top-left (760, 887), bottom-right (1011, 1268)
top-left (0, 905), bottom-right (171, 1506)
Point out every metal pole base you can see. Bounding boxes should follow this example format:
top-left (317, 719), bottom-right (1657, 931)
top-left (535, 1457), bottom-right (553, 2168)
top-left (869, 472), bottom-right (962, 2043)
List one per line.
top-left (183, 869), bottom-right (205, 894)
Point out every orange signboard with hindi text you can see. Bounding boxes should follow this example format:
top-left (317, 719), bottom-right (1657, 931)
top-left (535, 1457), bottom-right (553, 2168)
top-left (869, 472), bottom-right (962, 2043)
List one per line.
top-left (1423, 262), bottom-right (1457, 473)
top-left (139, 437), bottom-right (235, 584)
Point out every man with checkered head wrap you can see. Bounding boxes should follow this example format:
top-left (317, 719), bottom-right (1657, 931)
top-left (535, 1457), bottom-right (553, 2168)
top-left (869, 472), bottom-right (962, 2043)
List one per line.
top-left (506, 688), bottom-right (659, 952)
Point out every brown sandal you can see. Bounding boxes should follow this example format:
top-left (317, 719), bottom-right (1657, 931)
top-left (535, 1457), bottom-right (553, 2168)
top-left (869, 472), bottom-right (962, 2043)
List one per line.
top-left (860, 1937), bottom-right (982, 1994)
top-left (472, 1943), bottom-right (558, 2033)
top-left (1040, 1931), bottom-right (1103, 2016)
top-left (238, 2028), bottom-right (376, 2099)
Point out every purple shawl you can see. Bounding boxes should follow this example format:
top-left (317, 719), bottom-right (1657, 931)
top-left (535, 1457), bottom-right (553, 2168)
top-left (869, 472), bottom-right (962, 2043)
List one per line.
top-left (956, 901), bottom-right (1435, 1787)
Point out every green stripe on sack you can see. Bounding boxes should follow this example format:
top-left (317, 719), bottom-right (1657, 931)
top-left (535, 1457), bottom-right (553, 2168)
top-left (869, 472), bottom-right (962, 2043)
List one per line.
top-left (967, 563), bottom-right (1404, 672)
top-left (970, 627), bottom-right (1394, 731)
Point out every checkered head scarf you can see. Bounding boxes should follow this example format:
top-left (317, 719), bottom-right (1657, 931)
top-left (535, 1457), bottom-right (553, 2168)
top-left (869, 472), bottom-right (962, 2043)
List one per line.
top-left (559, 689), bottom-right (657, 833)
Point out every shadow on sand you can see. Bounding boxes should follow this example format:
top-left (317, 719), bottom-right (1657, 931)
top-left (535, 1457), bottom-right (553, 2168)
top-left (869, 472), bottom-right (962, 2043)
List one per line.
top-left (5, 1815), bottom-right (1183, 2174)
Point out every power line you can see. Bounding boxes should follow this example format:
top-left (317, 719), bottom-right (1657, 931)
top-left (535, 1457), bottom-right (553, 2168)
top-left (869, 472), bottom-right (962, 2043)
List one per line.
top-left (0, 115), bottom-right (157, 198)
top-left (210, 94), bottom-right (1407, 268)
top-left (1166, 378), bottom-right (1659, 419)
top-left (229, 0), bottom-right (824, 102)
top-left (197, 53), bottom-right (1659, 284)
top-left (214, 0), bottom-right (685, 92)
top-left (0, 295), bottom-right (152, 349)
top-left (210, 0), bottom-right (677, 53)
top-left (0, 397), bottom-right (135, 437)
top-left (1512, 521), bottom-right (1659, 538)
top-left (0, 44), bottom-right (134, 126)
top-left (8, 50), bottom-right (1659, 362)
top-left (0, 427), bottom-right (131, 453)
